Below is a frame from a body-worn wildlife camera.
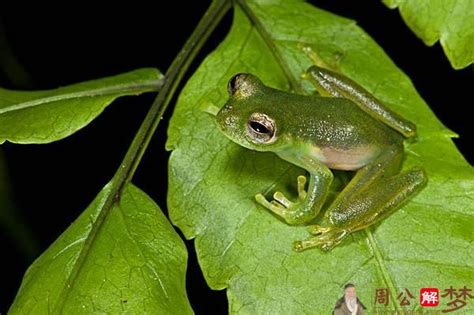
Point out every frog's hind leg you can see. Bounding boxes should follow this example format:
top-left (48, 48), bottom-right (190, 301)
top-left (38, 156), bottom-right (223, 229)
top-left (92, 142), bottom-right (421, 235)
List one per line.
top-left (349, 167), bottom-right (426, 229)
top-left (302, 65), bottom-right (417, 138)
top-left (294, 148), bottom-right (427, 251)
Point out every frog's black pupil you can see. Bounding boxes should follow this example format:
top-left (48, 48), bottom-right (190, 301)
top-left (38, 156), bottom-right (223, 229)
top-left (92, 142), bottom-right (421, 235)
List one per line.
top-left (250, 121), bottom-right (269, 134)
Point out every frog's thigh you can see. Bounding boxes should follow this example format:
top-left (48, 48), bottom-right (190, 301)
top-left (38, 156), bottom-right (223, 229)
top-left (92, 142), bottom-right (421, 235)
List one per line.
top-left (354, 167), bottom-right (426, 229)
top-left (329, 167), bottom-right (426, 232)
top-left (328, 146), bottom-right (403, 215)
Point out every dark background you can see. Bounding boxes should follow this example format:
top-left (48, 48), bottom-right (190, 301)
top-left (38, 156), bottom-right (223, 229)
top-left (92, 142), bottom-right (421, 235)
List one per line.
top-left (0, 1), bottom-right (472, 313)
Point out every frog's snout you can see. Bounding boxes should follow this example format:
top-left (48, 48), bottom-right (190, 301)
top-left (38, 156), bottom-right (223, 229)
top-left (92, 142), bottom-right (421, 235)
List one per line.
top-left (216, 104), bottom-right (238, 132)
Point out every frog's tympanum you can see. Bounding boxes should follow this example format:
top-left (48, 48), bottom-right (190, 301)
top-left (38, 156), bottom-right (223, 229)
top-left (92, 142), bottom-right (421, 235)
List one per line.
top-left (216, 66), bottom-right (427, 252)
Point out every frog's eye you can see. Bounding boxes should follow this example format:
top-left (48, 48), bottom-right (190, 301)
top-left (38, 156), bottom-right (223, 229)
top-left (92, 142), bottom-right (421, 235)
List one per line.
top-left (228, 73), bottom-right (245, 96)
top-left (247, 112), bottom-right (276, 144)
top-left (249, 121), bottom-right (270, 134)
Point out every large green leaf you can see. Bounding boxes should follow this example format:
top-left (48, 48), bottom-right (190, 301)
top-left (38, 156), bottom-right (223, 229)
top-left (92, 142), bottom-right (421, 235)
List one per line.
top-left (383, 0), bottom-right (474, 69)
top-left (10, 183), bottom-right (192, 314)
top-left (167, 0), bottom-right (474, 313)
top-left (0, 68), bottom-right (163, 144)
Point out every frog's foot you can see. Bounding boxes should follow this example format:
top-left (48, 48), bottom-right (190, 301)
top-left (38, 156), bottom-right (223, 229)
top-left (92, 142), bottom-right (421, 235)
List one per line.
top-left (308, 224), bottom-right (331, 235)
top-left (255, 175), bottom-right (310, 224)
top-left (293, 228), bottom-right (348, 252)
top-left (297, 43), bottom-right (332, 69)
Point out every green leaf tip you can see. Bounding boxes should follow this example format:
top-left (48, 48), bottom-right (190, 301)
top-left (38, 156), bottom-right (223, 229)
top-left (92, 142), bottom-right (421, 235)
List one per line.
top-left (0, 68), bottom-right (163, 144)
top-left (382, 0), bottom-right (474, 69)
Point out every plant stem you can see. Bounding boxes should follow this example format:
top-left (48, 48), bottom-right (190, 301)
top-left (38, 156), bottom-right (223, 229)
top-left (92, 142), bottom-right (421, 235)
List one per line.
top-left (118, 0), bottom-right (231, 185)
top-left (54, 1), bottom-right (232, 310)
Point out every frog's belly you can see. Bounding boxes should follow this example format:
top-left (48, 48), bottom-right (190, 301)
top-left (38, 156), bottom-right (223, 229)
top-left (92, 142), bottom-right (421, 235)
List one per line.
top-left (312, 145), bottom-right (377, 171)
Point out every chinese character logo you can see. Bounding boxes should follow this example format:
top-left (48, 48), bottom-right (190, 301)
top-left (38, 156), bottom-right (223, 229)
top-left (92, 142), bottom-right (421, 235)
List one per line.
top-left (375, 288), bottom-right (389, 306)
top-left (420, 288), bottom-right (439, 307)
top-left (441, 285), bottom-right (473, 313)
top-left (398, 288), bottom-right (415, 306)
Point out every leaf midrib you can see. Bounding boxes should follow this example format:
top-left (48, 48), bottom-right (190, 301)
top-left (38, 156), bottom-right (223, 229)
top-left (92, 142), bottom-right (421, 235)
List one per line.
top-left (365, 229), bottom-right (402, 311)
top-left (0, 80), bottom-right (162, 115)
top-left (236, 0), bottom-right (303, 94)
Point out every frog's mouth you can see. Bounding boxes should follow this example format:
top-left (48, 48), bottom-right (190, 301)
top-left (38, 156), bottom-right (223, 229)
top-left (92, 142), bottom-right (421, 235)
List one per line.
top-left (216, 116), bottom-right (254, 151)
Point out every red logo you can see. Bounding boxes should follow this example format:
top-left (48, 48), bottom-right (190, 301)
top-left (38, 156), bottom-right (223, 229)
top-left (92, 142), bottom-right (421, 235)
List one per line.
top-left (420, 288), bottom-right (439, 306)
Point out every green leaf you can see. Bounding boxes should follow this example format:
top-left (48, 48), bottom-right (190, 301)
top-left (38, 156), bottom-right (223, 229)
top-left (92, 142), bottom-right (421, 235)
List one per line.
top-left (10, 182), bottom-right (192, 314)
top-left (167, 0), bottom-right (474, 313)
top-left (0, 68), bottom-right (163, 144)
top-left (382, 0), bottom-right (474, 69)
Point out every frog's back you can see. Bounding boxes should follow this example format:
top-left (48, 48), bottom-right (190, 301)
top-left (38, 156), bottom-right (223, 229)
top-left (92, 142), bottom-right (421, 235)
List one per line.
top-left (283, 95), bottom-right (404, 170)
top-left (284, 96), bottom-right (401, 145)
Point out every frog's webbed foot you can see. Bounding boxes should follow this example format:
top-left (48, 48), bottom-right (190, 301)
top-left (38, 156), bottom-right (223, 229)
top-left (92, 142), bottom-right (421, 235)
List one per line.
top-left (255, 175), bottom-right (310, 225)
top-left (293, 228), bottom-right (349, 252)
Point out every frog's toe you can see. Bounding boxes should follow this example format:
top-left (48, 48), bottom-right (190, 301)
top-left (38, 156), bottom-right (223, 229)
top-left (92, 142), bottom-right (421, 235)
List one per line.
top-left (292, 238), bottom-right (325, 252)
top-left (308, 224), bottom-right (331, 235)
top-left (255, 193), bottom-right (273, 209)
top-left (293, 229), bottom-right (349, 252)
top-left (270, 200), bottom-right (284, 208)
top-left (255, 193), bottom-right (288, 217)
top-left (320, 241), bottom-right (338, 252)
top-left (292, 237), bottom-right (335, 252)
top-left (273, 191), bottom-right (293, 208)
top-left (297, 175), bottom-right (308, 201)
top-left (293, 240), bottom-right (305, 252)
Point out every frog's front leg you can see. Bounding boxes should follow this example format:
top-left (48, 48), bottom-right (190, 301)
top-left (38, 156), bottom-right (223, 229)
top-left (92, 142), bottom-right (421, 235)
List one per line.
top-left (256, 158), bottom-right (333, 225)
top-left (293, 147), bottom-right (427, 252)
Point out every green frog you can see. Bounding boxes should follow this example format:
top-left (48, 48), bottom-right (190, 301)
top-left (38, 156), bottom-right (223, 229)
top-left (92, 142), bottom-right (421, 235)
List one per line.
top-left (216, 65), bottom-right (427, 252)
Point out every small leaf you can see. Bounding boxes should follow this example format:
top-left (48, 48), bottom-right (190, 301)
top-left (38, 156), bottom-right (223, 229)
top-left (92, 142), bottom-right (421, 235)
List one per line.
top-left (167, 0), bottom-right (474, 313)
top-left (0, 68), bottom-right (163, 144)
top-left (10, 183), bottom-right (192, 314)
top-left (383, 0), bottom-right (474, 69)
